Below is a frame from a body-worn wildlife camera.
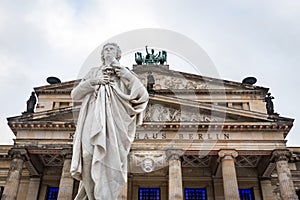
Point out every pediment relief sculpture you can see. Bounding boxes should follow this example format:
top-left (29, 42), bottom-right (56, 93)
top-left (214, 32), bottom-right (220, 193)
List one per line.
top-left (144, 103), bottom-right (231, 122)
top-left (138, 72), bottom-right (235, 90)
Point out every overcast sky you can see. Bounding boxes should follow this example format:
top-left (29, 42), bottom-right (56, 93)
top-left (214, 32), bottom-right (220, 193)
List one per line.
top-left (0, 0), bottom-right (299, 146)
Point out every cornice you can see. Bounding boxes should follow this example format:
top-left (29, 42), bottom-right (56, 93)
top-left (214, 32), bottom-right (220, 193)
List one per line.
top-left (153, 89), bottom-right (266, 95)
top-left (138, 122), bottom-right (291, 132)
top-left (8, 122), bottom-right (75, 133)
top-left (34, 80), bottom-right (79, 95)
top-left (7, 120), bottom-right (293, 135)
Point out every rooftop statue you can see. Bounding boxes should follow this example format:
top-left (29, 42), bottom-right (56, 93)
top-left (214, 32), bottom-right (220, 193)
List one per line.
top-left (71, 43), bottom-right (149, 200)
top-left (22, 92), bottom-right (37, 114)
top-left (264, 93), bottom-right (278, 116)
top-left (135, 46), bottom-right (167, 65)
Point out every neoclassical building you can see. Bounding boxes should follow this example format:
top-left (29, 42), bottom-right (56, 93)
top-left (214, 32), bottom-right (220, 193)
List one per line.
top-left (1, 64), bottom-right (300, 200)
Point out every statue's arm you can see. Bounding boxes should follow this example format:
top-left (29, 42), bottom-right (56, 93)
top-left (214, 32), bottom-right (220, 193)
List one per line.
top-left (71, 79), bottom-right (95, 100)
top-left (71, 69), bottom-right (96, 100)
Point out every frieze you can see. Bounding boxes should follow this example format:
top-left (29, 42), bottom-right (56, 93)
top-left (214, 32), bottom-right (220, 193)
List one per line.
top-left (139, 73), bottom-right (210, 90)
top-left (144, 104), bottom-right (228, 122)
top-left (135, 132), bottom-right (230, 140)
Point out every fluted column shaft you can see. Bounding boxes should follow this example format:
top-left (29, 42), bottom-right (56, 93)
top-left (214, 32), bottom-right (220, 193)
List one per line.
top-left (2, 149), bottom-right (27, 200)
top-left (218, 149), bottom-right (239, 200)
top-left (166, 149), bottom-right (184, 200)
top-left (273, 150), bottom-right (298, 200)
top-left (57, 151), bottom-right (74, 200)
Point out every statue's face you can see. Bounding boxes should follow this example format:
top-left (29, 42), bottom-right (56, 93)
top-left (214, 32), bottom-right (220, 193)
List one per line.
top-left (103, 44), bottom-right (117, 59)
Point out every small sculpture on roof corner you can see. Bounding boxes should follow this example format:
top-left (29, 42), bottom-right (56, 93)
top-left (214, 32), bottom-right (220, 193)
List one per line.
top-left (22, 92), bottom-right (37, 114)
top-left (135, 46), bottom-right (167, 65)
top-left (264, 93), bottom-right (279, 116)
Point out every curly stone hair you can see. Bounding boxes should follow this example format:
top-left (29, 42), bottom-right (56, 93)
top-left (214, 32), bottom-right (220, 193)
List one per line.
top-left (100, 42), bottom-right (122, 64)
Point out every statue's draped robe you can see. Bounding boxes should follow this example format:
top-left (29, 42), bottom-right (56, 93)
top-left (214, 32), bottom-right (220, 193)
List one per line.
top-left (71, 67), bottom-right (148, 200)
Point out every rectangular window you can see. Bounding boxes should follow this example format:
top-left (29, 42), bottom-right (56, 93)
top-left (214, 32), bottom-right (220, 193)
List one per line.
top-left (139, 188), bottom-right (160, 200)
top-left (239, 189), bottom-right (254, 200)
top-left (296, 190), bottom-right (300, 198)
top-left (184, 188), bottom-right (206, 200)
top-left (232, 102), bottom-right (243, 109)
top-left (47, 187), bottom-right (59, 200)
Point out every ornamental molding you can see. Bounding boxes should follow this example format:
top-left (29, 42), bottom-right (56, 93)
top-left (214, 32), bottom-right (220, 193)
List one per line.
top-left (138, 123), bottom-right (290, 131)
top-left (182, 155), bottom-right (211, 167)
top-left (129, 151), bottom-right (167, 173)
top-left (235, 155), bottom-right (261, 167)
top-left (38, 154), bottom-right (64, 167)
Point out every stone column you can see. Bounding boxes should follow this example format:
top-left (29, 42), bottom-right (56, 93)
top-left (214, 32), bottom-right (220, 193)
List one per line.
top-left (57, 150), bottom-right (74, 200)
top-left (272, 149), bottom-right (298, 200)
top-left (26, 176), bottom-right (41, 200)
top-left (218, 149), bottom-right (239, 200)
top-left (260, 178), bottom-right (275, 200)
top-left (2, 149), bottom-right (27, 200)
top-left (166, 149), bottom-right (184, 200)
top-left (117, 183), bottom-right (128, 200)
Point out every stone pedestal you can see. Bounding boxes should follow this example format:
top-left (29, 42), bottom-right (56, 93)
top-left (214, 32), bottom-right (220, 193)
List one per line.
top-left (26, 177), bottom-right (41, 200)
top-left (117, 182), bottom-right (128, 200)
top-left (273, 150), bottom-right (298, 200)
top-left (218, 149), bottom-right (239, 200)
top-left (57, 150), bottom-right (74, 200)
top-left (260, 178), bottom-right (275, 200)
top-left (2, 149), bottom-right (27, 200)
top-left (166, 149), bottom-right (184, 200)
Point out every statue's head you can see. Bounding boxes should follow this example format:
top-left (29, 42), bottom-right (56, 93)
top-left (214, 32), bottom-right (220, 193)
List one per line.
top-left (101, 42), bottom-right (122, 63)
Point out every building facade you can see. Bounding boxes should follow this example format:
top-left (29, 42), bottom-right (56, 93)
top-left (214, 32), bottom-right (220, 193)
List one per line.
top-left (1, 64), bottom-right (300, 200)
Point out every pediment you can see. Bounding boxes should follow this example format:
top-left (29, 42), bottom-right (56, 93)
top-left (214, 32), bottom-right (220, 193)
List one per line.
top-left (133, 65), bottom-right (268, 92)
top-left (144, 103), bottom-right (231, 122)
top-left (8, 95), bottom-right (274, 126)
top-left (145, 95), bottom-right (272, 123)
top-left (34, 80), bottom-right (79, 95)
top-left (33, 66), bottom-right (268, 95)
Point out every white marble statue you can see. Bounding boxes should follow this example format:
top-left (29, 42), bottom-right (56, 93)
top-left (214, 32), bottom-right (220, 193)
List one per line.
top-left (71, 43), bottom-right (149, 200)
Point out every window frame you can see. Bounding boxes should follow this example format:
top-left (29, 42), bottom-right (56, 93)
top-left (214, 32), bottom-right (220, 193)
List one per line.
top-left (46, 187), bottom-right (59, 200)
top-left (239, 188), bottom-right (255, 200)
top-left (184, 188), bottom-right (207, 200)
top-left (138, 187), bottom-right (161, 200)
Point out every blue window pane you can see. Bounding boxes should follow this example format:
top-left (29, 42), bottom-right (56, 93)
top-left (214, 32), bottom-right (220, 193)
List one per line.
top-left (184, 188), bottom-right (206, 200)
top-left (139, 188), bottom-right (160, 200)
top-left (239, 189), bottom-right (254, 200)
top-left (47, 187), bottom-right (59, 200)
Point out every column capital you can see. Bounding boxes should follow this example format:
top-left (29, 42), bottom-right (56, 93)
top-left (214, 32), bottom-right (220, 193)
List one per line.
top-left (218, 149), bottom-right (238, 160)
top-left (60, 148), bottom-right (73, 159)
top-left (166, 149), bottom-right (184, 161)
top-left (272, 149), bottom-right (292, 162)
top-left (9, 148), bottom-right (28, 161)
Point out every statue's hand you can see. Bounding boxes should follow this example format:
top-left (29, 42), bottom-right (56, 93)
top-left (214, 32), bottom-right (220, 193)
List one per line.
top-left (115, 66), bottom-right (130, 78)
top-left (110, 58), bottom-right (121, 68)
top-left (89, 75), bottom-right (110, 86)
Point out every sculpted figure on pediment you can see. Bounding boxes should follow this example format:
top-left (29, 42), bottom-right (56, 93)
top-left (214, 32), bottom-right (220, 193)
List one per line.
top-left (144, 104), bottom-right (226, 122)
top-left (138, 72), bottom-right (210, 90)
